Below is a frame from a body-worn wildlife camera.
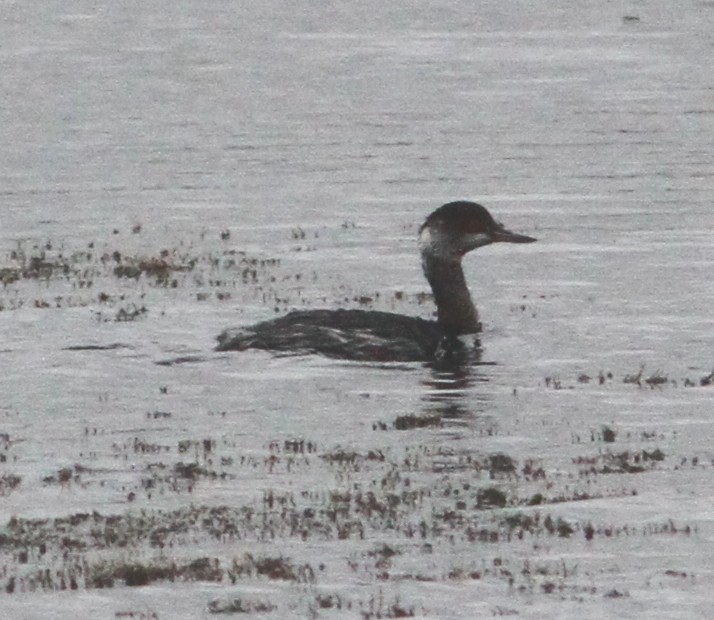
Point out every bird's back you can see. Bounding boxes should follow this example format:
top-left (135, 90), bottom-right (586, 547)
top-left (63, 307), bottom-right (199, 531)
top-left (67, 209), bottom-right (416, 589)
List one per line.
top-left (215, 308), bottom-right (444, 362)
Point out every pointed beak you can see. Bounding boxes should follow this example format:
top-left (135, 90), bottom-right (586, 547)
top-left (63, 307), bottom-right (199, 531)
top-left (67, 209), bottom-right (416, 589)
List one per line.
top-left (491, 226), bottom-right (537, 244)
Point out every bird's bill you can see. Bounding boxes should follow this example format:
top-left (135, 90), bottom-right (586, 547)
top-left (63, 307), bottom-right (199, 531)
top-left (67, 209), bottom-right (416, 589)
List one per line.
top-left (491, 227), bottom-right (537, 244)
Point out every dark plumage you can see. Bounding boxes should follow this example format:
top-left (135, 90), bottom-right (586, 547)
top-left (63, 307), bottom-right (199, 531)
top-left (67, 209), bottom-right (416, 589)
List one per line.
top-left (216, 309), bottom-right (443, 361)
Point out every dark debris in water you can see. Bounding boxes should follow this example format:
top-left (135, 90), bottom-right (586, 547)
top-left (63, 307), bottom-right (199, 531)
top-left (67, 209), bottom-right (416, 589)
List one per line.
top-left (154, 355), bottom-right (209, 366)
top-left (545, 365), bottom-right (713, 390)
top-left (0, 424), bottom-right (700, 614)
top-left (63, 343), bottom-right (130, 351)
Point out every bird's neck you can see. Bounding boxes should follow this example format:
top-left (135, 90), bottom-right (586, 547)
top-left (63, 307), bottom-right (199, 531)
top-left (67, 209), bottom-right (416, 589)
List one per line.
top-left (422, 253), bottom-right (480, 335)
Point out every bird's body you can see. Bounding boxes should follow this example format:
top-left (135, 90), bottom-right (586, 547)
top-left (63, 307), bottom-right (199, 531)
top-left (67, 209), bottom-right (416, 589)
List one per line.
top-left (216, 201), bottom-right (535, 362)
top-left (216, 308), bottom-right (443, 362)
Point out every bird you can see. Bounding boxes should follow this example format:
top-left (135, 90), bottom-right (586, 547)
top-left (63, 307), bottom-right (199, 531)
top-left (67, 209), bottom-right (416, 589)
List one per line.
top-left (216, 201), bottom-right (536, 362)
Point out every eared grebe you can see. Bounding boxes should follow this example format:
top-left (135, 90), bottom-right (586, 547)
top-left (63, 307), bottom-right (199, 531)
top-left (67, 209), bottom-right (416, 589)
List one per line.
top-left (216, 201), bottom-right (536, 362)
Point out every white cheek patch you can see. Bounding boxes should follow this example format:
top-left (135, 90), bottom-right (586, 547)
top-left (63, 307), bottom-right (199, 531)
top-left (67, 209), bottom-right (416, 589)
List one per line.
top-left (467, 233), bottom-right (492, 249)
top-left (419, 226), bottom-right (493, 258)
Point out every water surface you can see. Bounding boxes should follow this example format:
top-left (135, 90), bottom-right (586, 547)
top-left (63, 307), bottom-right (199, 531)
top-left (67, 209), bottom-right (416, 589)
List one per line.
top-left (1, 1), bottom-right (713, 618)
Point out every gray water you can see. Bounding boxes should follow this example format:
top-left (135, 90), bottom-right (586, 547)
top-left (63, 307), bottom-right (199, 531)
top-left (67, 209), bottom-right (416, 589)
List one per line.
top-left (1, 2), bottom-right (714, 618)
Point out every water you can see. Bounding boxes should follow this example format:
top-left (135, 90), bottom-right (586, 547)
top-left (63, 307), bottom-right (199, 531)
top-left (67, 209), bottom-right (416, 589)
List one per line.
top-left (1, 1), bottom-right (713, 618)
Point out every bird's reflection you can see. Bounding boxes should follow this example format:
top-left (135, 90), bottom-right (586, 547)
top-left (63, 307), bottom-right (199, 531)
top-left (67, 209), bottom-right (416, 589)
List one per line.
top-left (420, 348), bottom-right (493, 419)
